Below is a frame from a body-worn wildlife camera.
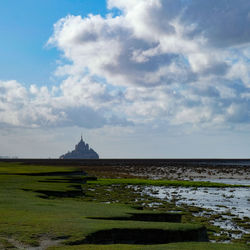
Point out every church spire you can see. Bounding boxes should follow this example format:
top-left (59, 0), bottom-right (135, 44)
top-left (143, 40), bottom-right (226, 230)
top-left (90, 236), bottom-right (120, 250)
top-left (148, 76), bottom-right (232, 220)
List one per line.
top-left (81, 133), bottom-right (83, 141)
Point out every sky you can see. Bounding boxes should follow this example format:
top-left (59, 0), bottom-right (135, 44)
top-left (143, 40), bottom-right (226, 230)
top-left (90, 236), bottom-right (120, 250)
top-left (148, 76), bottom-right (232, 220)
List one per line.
top-left (1, 0), bottom-right (250, 158)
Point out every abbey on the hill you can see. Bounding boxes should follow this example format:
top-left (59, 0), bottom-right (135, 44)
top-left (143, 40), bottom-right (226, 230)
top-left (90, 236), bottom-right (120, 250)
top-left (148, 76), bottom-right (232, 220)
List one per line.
top-left (60, 135), bottom-right (99, 159)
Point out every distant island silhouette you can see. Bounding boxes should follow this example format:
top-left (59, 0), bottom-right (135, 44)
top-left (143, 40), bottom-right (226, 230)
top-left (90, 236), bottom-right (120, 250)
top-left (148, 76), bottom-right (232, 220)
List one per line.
top-left (60, 135), bottom-right (99, 159)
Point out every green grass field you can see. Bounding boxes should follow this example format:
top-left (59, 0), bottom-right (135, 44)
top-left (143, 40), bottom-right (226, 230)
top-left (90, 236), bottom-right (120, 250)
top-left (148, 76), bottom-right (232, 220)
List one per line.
top-left (50, 242), bottom-right (249, 250)
top-left (0, 162), bottom-right (248, 249)
top-left (85, 178), bottom-right (249, 187)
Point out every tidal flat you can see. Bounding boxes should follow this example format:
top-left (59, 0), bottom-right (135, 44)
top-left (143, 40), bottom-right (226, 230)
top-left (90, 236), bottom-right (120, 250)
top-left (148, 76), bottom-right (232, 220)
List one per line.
top-left (142, 185), bottom-right (250, 241)
top-left (0, 159), bottom-right (249, 249)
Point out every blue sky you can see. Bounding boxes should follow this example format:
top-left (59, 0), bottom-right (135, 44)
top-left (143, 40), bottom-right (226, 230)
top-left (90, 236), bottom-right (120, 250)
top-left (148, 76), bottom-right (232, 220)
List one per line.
top-left (0, 0), bottom-right (250, 158)
top-left (0, 0), bottom-right (107, 85)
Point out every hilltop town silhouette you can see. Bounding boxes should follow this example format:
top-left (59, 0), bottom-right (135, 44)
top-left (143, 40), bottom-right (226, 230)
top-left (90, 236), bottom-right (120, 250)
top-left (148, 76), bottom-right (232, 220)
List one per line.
top-left (60, 135), bottom-right (99, 159)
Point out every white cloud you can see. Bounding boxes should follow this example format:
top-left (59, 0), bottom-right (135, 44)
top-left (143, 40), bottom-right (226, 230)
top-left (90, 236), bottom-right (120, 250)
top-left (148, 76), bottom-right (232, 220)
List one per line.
top-left (1, 0), bottom-right (250, 131)
top-left (0, 77), bottom-right (130, 129)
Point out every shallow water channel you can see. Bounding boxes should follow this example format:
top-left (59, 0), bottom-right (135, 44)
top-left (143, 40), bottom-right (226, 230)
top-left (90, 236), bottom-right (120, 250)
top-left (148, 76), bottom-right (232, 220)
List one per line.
top-left (141, 179), bottom-right (250, 241)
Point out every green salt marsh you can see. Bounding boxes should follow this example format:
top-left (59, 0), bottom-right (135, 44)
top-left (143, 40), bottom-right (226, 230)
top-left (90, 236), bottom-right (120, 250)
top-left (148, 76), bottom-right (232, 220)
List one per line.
top-left (0, 162), bottom-right (248, 249)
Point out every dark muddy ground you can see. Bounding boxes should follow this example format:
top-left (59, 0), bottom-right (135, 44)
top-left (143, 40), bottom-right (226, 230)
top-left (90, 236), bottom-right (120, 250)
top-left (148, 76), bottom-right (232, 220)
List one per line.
top-left (1, 158), bottom-right (249, 180)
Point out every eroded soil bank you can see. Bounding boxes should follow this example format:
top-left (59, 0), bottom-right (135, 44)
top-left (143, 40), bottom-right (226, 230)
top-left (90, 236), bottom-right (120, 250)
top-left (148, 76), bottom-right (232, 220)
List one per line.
top-left (80, 227), bottom-right (208, 245)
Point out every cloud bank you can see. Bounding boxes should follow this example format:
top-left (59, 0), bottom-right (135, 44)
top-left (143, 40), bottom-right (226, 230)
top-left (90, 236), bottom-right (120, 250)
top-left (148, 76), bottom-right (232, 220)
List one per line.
top-left (1, 0), bottom-right (250, 130)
